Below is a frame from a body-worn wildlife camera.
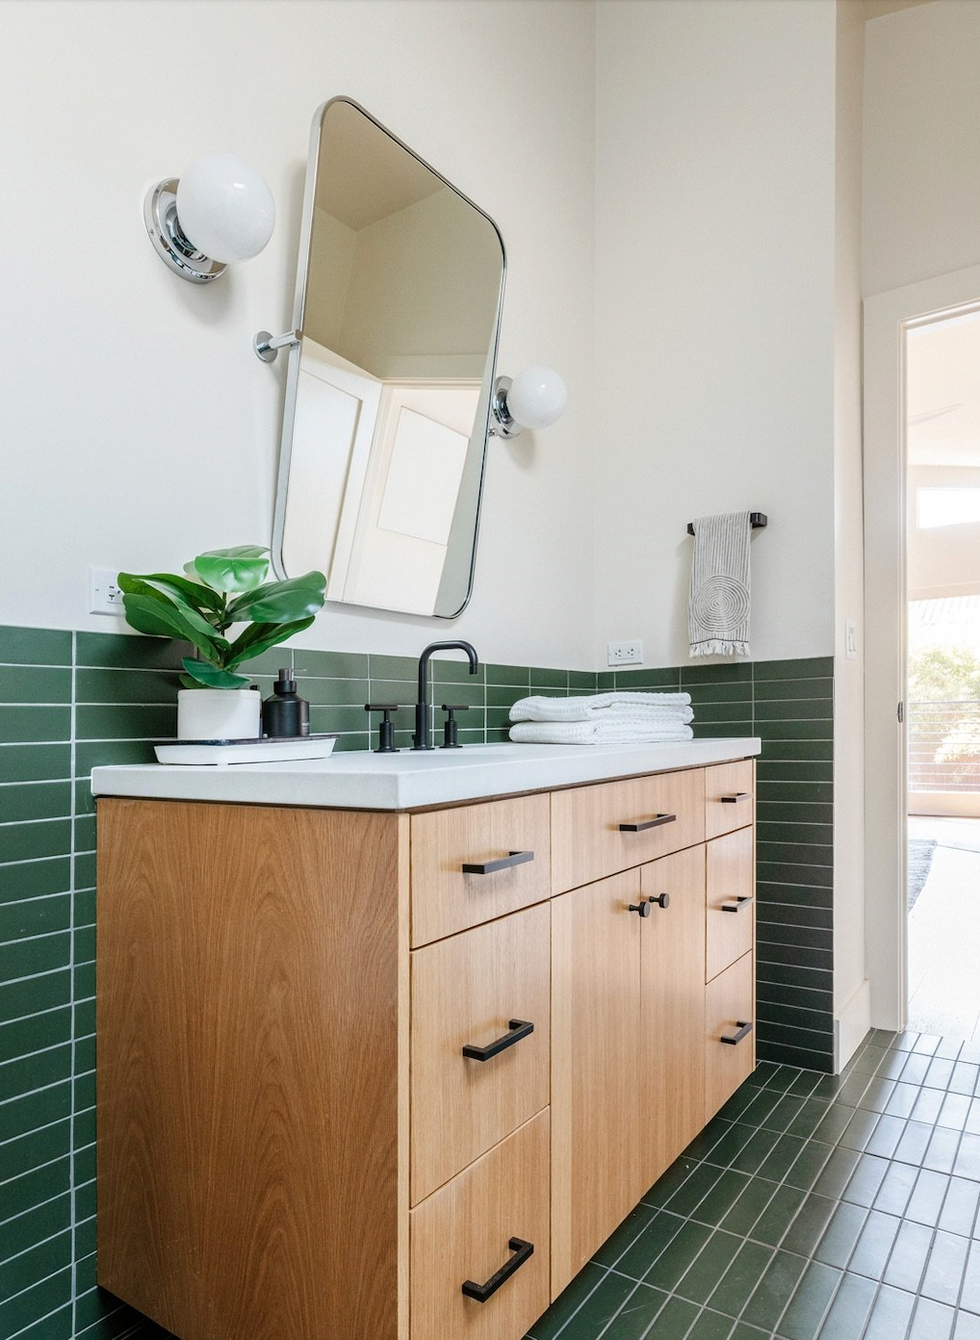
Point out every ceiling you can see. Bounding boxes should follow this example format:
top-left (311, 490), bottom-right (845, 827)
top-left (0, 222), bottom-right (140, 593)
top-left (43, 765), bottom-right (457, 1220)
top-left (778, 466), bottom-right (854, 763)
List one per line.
top-left (907, 311), bottom-right (980, 468)
top-left (862, 0), bottom-right (936, 19)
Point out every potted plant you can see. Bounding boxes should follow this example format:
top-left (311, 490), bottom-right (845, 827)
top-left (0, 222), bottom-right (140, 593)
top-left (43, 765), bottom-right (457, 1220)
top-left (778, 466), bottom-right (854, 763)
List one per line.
top-left (118, 545), bottom-right (326, 740)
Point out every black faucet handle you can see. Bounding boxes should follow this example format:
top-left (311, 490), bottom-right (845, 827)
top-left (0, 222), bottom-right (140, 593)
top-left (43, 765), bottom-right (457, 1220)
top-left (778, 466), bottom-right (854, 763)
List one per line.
top-left (440, 703), bottom-right (469, 749)
top-left (365, 703), bottom-right (403, 753)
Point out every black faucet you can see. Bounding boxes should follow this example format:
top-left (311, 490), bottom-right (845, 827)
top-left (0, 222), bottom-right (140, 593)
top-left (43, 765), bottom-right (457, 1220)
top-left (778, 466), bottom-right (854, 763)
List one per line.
top-left (412, 640), bottom-right (479, 750)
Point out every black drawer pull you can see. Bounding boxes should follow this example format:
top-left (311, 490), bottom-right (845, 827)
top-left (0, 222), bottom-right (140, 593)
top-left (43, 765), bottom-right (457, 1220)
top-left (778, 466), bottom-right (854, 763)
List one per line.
top-left (462, 1237), bottom-right (534, 1302)
top-left (461, 850), bottom-right (534, 875)
top-left (649, 893), bottom-right (670, 910)
top-left (628, 901), bottom-right (652, 918)
top-left (720, 1020), bottom-right (753, 1046)
top-left (462, 1019), bottom-right (534, 1062)
top-left (720, 792), bottom-right (752, 804)
top-left (619, 813), bottom-right (676, 832)
top-left (721, 896), bottom-right (754, 913)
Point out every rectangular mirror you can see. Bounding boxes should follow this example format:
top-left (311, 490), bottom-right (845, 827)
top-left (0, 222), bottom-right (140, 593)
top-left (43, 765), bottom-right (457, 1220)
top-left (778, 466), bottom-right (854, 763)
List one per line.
top-left (272, 98), bottom-right (506, 617)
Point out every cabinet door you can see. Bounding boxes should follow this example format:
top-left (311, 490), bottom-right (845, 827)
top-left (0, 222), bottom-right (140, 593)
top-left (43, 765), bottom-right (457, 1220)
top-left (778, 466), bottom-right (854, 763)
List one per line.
top-left (411, 794), bottom-right (551, 947)
top-left (411, 1110), bottom-right (550, 1340)
top-left (411, 902), bottom-right (550, 1204)
top-left (705, 951), bottom-right (756, 1122)
top-left (551, 870), bottom-right (643, 1296)
top-left (704, 760), bottom-right (755, 840)
top-left (639, 845), bottom-right (706, 1189)
top-left (550, 769), bottom-right (705, 893)
top-left (705, 825), bottom-right (755, 983)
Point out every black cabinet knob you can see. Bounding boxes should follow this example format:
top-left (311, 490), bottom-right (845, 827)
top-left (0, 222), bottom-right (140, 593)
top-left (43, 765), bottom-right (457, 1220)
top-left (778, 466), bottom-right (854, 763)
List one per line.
top-left (628, 901), bottom-right (652, 917)
top-left (649, 893), bottom-right (670, 909)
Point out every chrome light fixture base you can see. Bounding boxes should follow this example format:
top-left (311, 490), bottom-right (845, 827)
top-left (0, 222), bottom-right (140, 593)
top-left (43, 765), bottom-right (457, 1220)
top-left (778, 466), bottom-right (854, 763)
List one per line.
top-left (143, 178), bottom-right (227, 284)
top-left (491, 376), bottom-right (521, 438)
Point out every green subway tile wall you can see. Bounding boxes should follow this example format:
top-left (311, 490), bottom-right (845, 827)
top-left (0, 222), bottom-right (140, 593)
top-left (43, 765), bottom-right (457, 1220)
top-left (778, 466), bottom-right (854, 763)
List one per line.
top-left (612, 657), bottom-right (836, 1074)
top-left (0, 625), bottom-right (831, 1340)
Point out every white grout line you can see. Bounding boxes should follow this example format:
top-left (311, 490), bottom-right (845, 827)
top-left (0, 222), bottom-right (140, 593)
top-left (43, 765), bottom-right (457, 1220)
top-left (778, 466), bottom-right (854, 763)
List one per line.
top-left (2, 1300), bottom-right (73, 1340)
top-left (0, 1150), bottom-right (70, 1194)
top-left (0, 928), bottom-right (72, 951)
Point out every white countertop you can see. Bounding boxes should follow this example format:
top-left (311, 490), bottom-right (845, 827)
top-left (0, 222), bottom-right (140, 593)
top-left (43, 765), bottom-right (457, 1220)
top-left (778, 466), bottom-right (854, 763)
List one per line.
top-left (91, 737), bottom-right (762, 811)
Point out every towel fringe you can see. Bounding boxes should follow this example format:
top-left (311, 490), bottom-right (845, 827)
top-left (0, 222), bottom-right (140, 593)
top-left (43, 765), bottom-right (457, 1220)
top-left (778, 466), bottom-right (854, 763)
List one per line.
top-left (690, 640), bottom-right (750, 658)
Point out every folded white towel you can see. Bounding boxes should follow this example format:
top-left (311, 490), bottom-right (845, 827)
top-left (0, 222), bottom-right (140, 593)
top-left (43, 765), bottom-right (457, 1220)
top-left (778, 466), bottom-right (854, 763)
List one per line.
top-left (688, 511), bottom-right (752, 657)
top-left (509, 721), bottom-right (695, 746)
top-left (509, 691), bottom-right (692, 723)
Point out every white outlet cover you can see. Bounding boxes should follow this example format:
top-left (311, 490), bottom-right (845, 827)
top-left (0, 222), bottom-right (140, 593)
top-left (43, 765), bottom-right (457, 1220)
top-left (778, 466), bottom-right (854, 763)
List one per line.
top-left (89, 567), bottom-right (125, 616)
top-left (607, 640), bottom-right (644, 665)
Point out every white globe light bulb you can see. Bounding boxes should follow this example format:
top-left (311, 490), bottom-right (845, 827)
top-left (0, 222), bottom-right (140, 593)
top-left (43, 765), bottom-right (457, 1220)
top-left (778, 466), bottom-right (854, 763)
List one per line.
top-left (176, 153), bottom-right (276, 263)
top-left (507, 365), bottom-right (567, 431)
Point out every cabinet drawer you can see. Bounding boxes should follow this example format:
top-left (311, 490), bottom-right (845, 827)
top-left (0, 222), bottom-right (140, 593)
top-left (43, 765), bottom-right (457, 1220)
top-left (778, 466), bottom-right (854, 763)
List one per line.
top-left (705, 826), bottom-right (755, 983)
top-left (551, 768), bottom-right (704, 893)
top-left (705, 951), bottom-right (755, 1121)
top-left (410, 1109), bottom-right (550, 1340)
top-left (411, 903), bottom-right (550, 1205)
top-left (411, 794), bottom-right (551, 947)
top-left (704, 760), bottom-right (755, 840)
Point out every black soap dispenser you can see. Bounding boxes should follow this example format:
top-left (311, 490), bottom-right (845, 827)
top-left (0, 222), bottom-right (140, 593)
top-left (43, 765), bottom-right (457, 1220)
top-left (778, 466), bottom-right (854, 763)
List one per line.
top-left (262, 669), bottom-right (310, 738)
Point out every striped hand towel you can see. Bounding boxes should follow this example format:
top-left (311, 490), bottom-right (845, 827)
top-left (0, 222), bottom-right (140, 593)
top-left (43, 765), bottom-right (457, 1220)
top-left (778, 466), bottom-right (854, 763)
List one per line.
top-left (688, 511), bottom-right (752, 657)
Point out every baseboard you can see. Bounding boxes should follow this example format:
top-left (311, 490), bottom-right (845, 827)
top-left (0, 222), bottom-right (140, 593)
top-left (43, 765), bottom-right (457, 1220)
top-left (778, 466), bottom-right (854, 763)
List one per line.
top-left (834, 978), bottom-right (872, 1073)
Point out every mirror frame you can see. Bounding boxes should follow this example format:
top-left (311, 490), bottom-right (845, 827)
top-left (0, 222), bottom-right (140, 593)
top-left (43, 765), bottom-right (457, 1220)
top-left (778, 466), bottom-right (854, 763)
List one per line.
top-left (270, 96), bottom-right (507, 618)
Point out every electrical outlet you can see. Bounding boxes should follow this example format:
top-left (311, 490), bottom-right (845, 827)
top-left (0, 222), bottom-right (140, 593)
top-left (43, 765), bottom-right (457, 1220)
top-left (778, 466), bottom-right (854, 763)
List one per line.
top-left (607, 639), bottom-right (644, 666)
top-left (89, 567), bottom-right (125, 616)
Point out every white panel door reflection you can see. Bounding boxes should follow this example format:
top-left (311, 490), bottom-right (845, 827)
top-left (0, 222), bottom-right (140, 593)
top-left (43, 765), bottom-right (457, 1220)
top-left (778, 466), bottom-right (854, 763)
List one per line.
top-left (338, 382), bottom-right (479, 614)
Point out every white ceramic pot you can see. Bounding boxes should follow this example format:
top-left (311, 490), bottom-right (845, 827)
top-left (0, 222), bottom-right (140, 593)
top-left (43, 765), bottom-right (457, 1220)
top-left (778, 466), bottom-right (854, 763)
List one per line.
top-left (176, 688), bottom-right (262, 741)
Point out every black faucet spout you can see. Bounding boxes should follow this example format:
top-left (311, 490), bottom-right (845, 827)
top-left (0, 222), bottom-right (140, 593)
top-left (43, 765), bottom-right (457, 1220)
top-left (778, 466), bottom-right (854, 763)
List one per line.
top-left (412, 640), bottom-right (479, 750)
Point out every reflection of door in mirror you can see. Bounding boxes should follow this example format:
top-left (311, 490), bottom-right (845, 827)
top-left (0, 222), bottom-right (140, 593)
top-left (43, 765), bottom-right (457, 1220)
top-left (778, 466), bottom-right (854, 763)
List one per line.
top-left (273, 98), bottom-right (505, 618)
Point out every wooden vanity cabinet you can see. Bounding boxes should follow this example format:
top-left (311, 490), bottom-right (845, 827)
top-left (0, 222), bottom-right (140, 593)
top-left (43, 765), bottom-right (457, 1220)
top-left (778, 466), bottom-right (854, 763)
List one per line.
top-left (97, 757), bottom-right (756, 1340)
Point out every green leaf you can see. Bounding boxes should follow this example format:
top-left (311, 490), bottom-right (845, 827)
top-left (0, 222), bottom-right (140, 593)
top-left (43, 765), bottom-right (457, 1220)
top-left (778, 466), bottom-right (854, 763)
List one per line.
top-left (181, 657), bottom-right (252, 690)
top-left (226, 571), bottom-right (326, 624)
top-left (118, 578), bottom-right (227, 645)
top-left (225, 617), bottom-right (316, 670)
top-left (186, 546), bottom-right (271, 594)
top-left (117, 570), bottom-right (225, 615)
top-left (121, 591), bottom-right (222, 663)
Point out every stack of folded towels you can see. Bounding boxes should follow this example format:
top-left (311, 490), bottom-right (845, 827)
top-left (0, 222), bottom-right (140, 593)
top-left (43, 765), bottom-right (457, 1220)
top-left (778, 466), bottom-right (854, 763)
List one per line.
top-left (508, 691), bottom-right (694, 746)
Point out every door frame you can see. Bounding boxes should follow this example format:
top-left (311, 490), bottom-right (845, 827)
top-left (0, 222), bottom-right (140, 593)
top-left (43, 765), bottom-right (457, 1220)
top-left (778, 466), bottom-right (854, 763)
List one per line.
top-left (864, 263), bottom-right (980, 1031)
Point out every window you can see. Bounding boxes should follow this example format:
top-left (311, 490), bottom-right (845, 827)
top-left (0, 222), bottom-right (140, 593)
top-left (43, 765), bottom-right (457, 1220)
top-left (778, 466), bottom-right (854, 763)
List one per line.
top-left (917, 487), bottom-right (980, 529)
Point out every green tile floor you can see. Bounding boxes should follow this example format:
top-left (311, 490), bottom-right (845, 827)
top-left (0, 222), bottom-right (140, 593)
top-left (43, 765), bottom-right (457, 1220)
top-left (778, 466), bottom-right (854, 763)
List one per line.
top-left (524, 1029), bottom-right (980, 1340)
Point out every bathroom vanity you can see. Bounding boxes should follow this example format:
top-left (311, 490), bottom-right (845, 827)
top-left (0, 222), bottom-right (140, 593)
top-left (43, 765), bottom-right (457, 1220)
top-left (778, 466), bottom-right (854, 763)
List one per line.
top-left (92, 738), bottom-right (760, 1340)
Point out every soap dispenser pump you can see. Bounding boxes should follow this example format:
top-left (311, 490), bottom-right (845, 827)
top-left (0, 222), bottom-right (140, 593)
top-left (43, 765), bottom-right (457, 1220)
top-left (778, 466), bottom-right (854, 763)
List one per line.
top-left (262, 669), bottom-right (310, 738)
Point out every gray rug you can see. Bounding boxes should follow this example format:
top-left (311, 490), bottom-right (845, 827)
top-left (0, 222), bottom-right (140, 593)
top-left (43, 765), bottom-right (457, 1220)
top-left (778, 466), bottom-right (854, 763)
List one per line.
top-left (908, 838), bottom-right (938, 911)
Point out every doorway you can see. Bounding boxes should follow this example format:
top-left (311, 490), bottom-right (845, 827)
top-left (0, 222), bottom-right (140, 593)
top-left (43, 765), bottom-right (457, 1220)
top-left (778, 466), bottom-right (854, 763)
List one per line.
top-left (865, 264), bottom-right (980, 1035)
top-left (904, 312), bottom-right (980, 1036)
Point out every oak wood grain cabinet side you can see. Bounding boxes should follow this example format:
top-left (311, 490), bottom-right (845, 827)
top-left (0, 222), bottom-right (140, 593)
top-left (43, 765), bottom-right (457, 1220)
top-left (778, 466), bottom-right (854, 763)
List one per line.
top-left (97, 799), bottom-right (410, 1340)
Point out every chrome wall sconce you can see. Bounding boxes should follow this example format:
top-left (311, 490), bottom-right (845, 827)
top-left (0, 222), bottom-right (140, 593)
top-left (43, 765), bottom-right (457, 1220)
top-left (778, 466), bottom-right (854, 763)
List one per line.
top-left (491, 365), bottom-right (567, 438)
top-left (144, 153), bottom-right (275, 283)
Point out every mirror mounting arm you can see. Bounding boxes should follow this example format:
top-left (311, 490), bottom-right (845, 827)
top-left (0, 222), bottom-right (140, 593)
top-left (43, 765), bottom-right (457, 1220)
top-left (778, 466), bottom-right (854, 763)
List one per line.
top-left (254, 328), bottom-right (303, 364)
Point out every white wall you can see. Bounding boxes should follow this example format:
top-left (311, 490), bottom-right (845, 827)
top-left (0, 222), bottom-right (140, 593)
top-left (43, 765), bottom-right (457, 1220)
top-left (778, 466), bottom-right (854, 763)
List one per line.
top-left (864, 0), bottom-right (980, 298)
top-left (593, 0), bottom-right (838, 668)
top-left (832, 0), bottom-right (868, 1056)
top-left (0, 0), bottom-right (595, 668)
